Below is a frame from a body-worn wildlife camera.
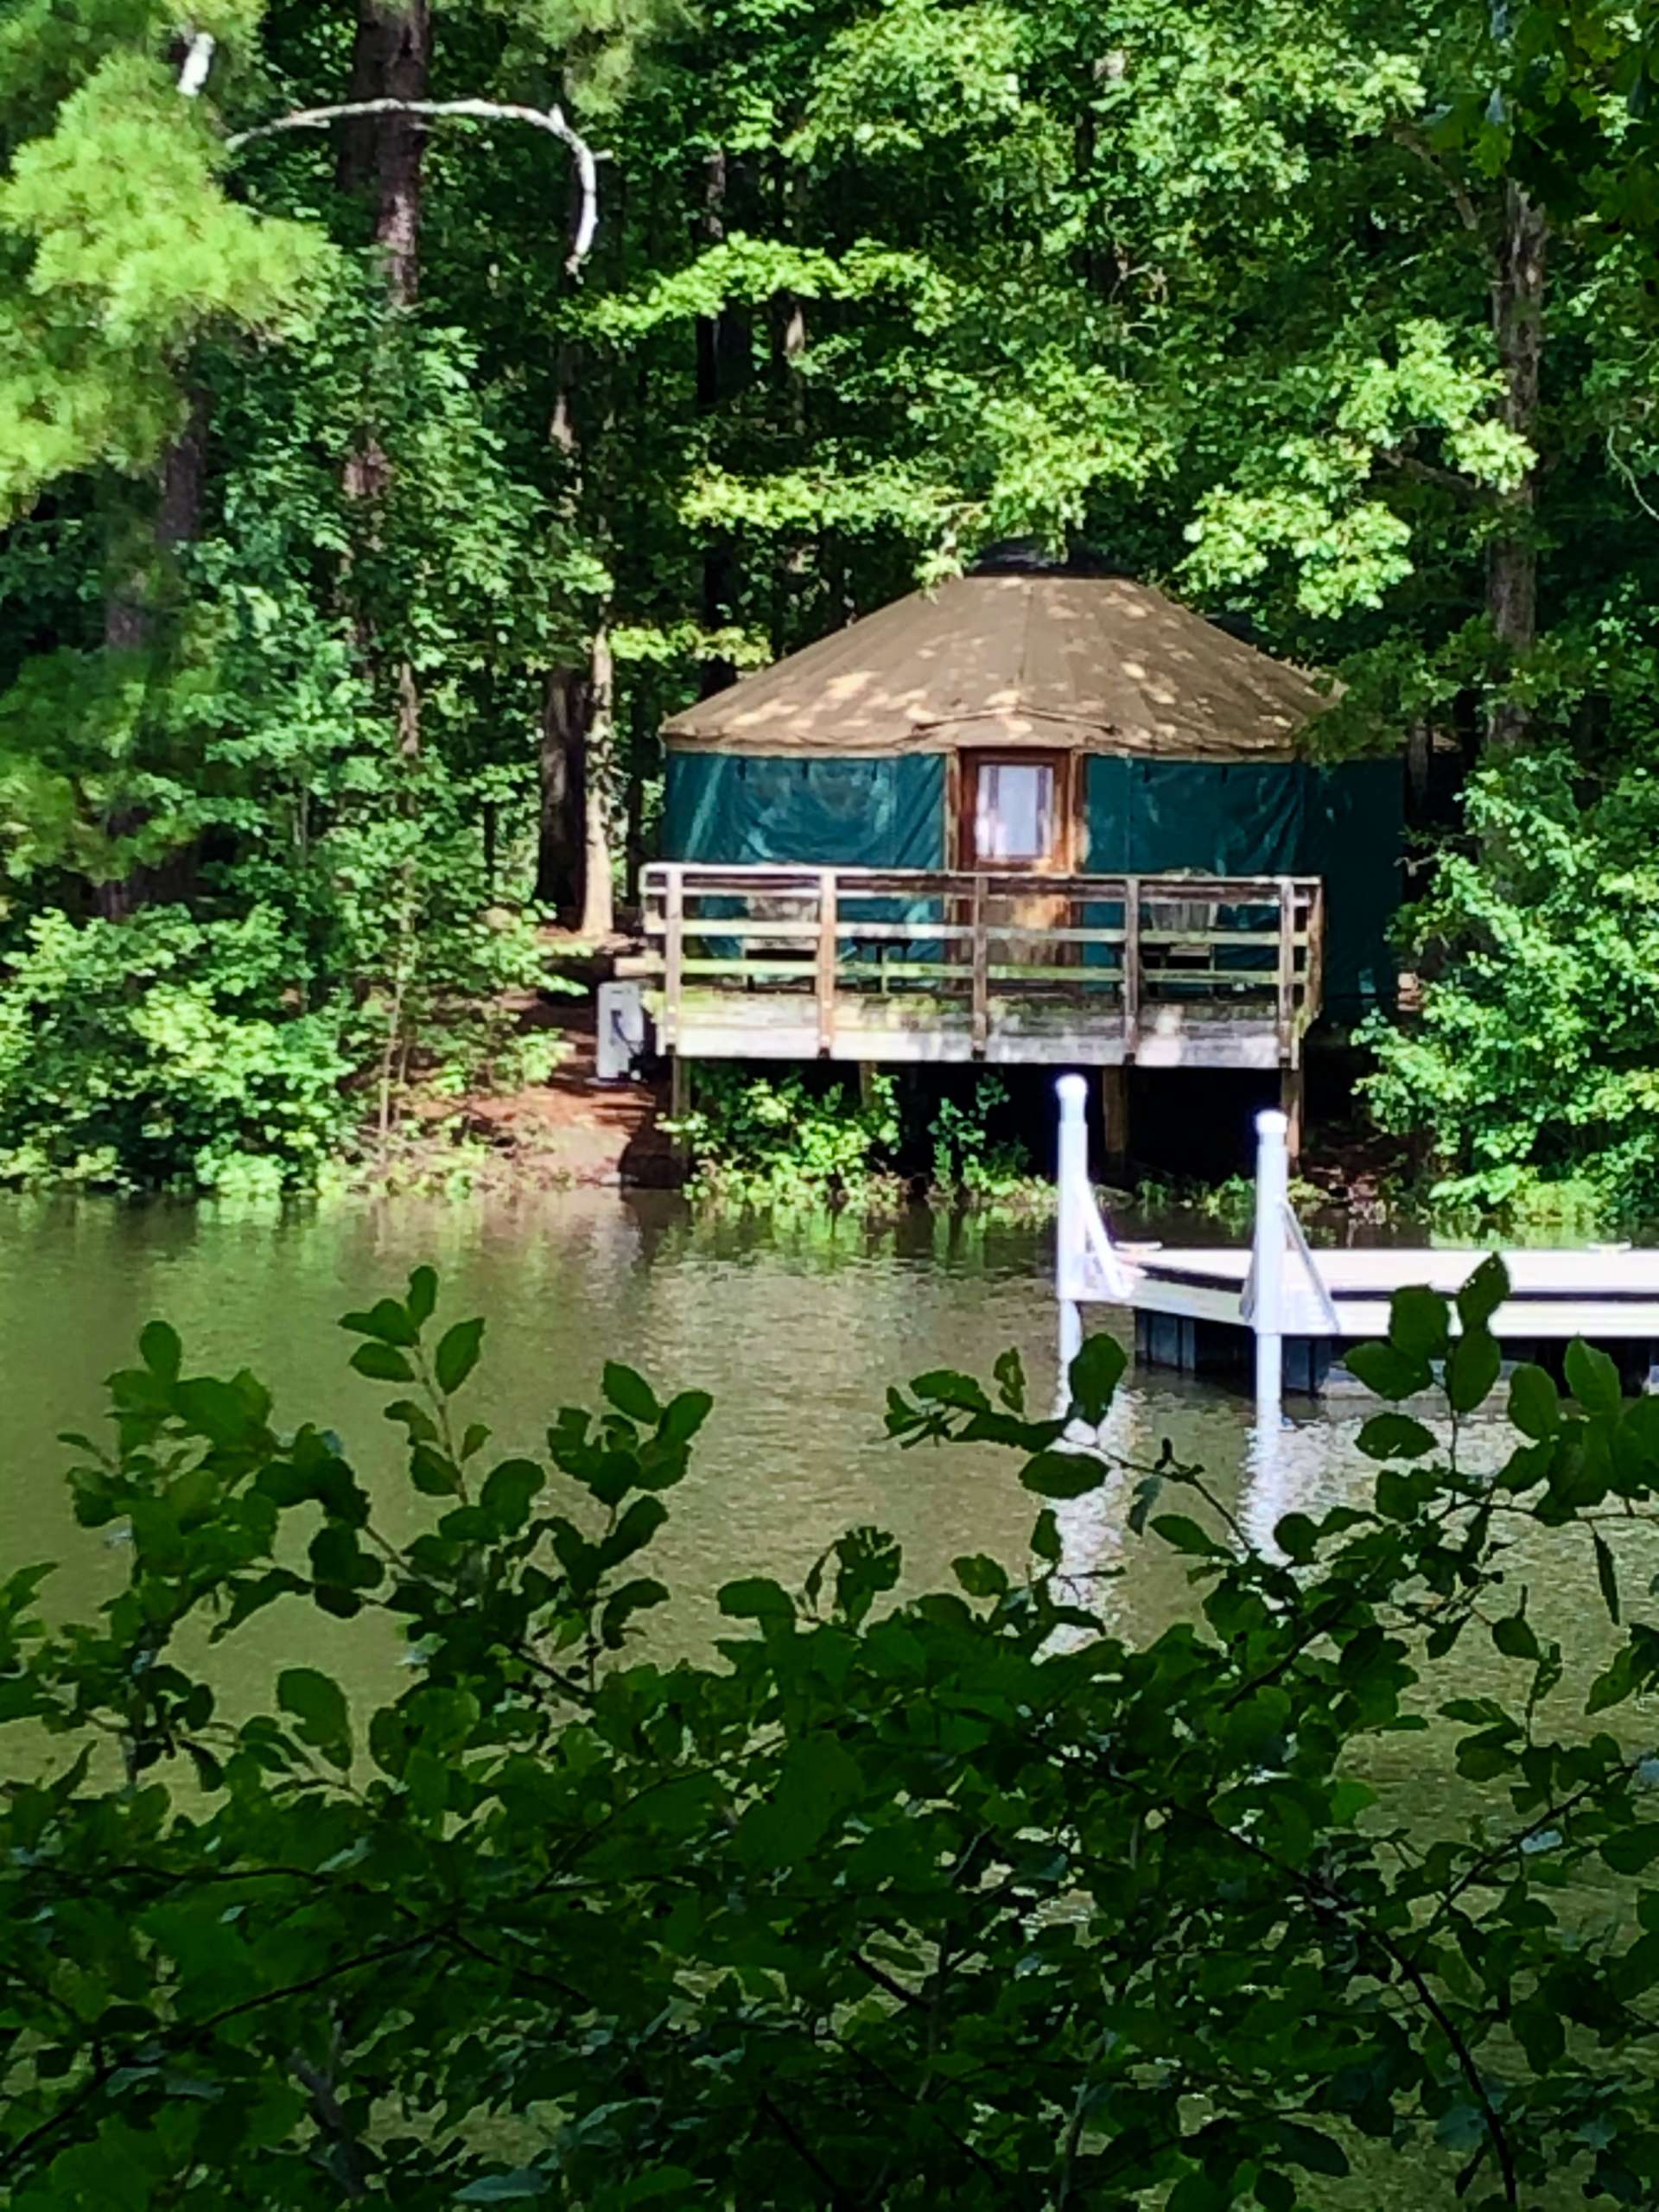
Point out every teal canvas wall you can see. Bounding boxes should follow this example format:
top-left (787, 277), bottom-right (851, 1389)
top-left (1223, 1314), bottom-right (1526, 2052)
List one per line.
top-left (1085, 757), bottom-right (1402, 1014)
top-left (664, 753), bottom-right (945, 869)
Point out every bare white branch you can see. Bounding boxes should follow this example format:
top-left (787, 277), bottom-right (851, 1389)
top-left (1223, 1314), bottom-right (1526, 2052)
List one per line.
top-left (177, 29), bottom-right (216, 98)
top-left (227, 98), bottom-right (601, 273)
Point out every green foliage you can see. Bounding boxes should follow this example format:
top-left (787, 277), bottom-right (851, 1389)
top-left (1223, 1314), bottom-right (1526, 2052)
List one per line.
top-left (1363, 741), bottom-right (1659, 1214)
top-left (0, 905), bottom-right (353, 1195)
top-left (671, 1065), bottom-right (902, 1205)
top-left (673, 1070), bottom-right (1040, 1208)
top-left (927, 1075), bottom-right (1033, 1198)
top-left (15, 1262), bottom-right (1659, 2199)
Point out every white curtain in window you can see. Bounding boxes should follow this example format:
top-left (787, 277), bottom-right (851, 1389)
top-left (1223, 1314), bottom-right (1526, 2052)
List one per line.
top-left (975, 764), bottom-right (1053, 861)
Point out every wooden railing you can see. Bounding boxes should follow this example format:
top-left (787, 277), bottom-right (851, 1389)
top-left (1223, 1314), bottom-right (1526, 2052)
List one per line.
top-left (637, 864), bottom-right (1325, 1062)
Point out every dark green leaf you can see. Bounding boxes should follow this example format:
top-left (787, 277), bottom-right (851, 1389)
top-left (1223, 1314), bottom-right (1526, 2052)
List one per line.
top-left (410, 1445), bottom-right (462, 1497)
top-left (1593, 1529), bottom-right (1622, 1624)
top-left (481, 1458), bottom-right (543, 1533)
top-left (1275, 2120), bottom-right (1351, 2177)
top-left (277, 1668), bottom-right (350, 1760)
top-left (658, 1389), bottom-right (713, 1446)
top-left (1566, 1338), bottom-right (1623, 1417)
top-left (406, 1267), bottom-right (438, 1328)
top-left (1152, 1514), bottom-right (1230, 1559)
top-left (911, 1368), bottom-right (990, 1410)
top-left (1389, 1284), bottom-right (1449, 1361)
top-left (604, 1362), bottom-right (660, 1425)
top-left (435, 1318), bottom-right (485, 1396)
top-left (1069, 1332), bottom-right (1128, 1422)
top-left (1357, 1413), bottom-right (1437, 1460)
top-left (1030, 1508), bottom-right (1062, 1562)
top-left (735, 1738), bottom-right (862, 1868)
top-left (993, 1346), bottom-right (1027, 1412)
top-left (1603, 1826), bottom-right (1659, 1874)
top-left (1020, 1448), bottom-right (1106, 1500)
top-left (384, 1398), bottom-right (438, 1444)
top-left (1491, 1610), bottom-right (1540, 1661)
top-left (1456, 1253), bottom-right (1509, 1332)
top-left (1344, 1341), bottom-right (1432, 1401)
top-left (1509, 1363), bottom-right (1560, 1440)
top-left (138, 1321), bottom-right (181, 1382)
top-left (953, 1553), bottom-right (1009, 1599)
top-left (718, 1577), bottom-right (794, 1624)
top-left (350, 1340), bottom-right (416, 1384)
top-left (1447, 1326), bottom-right (1500, 1413)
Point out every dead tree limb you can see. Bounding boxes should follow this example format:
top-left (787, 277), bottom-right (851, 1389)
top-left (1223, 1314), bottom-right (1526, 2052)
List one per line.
top-left (227, 99), bottom-right (601, 272)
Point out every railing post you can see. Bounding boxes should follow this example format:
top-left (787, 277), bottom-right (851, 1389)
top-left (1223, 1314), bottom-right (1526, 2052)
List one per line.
top-left (664, 865), bottom-right (684, 1050)
top-left (1122, 875), bottom-right (1141, 1054)
top-left (817, 868), bottom-right (837, 1058)
top-left (970, 874), bottom-right (988, 1056)
top-left (1304, 879), bottom-right (1325, 1031)
top-left (1252, 1107), bottom-right (1288, 1428)
top-left (1276, 877), bottom-right (1295, 1062)
top-left (1056, 1073), bottom-right (1089, 1371)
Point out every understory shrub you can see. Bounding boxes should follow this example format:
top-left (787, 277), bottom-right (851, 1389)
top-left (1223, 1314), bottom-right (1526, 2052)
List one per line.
top-left (11, 1264), bottom-right (1659, 2202)
top-left (928, 1074), bottom-right (1033, 1198)
top-left (671, 1065), bottom-right (903, 1204)
top-left (673, 1069), bottom-right (1035, 1206)
top-left (0, 905), bottom-right (353, 1195)
top-left (1363, 745), bottom-right (1659, 1216)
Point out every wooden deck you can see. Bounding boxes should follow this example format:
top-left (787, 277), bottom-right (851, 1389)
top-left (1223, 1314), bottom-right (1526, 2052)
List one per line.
top-left (629, 864), bottom-right (1325, 1070)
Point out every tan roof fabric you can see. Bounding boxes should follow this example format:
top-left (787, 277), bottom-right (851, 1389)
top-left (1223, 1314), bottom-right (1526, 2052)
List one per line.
top-left (664, 573), bottom-right (1330, 760)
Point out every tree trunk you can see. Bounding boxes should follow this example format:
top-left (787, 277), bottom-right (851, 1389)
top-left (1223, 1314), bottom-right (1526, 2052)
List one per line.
top-left (1485, 181), bottom-right (1547, 753)
top-left (579, 622), bottom-right (615, 941)
top-left (337, 3), bottom-right (430, 758)
top-left (696, 149), bottom-right (740, 697)
top-left (537, 338), bottom-right (590, 918)
top-left (336, 1), bottom-right (432, 308)
top-left (97, 394), bottom-right (210, 918)
top-left (537, 666), bottom-right (588, 915)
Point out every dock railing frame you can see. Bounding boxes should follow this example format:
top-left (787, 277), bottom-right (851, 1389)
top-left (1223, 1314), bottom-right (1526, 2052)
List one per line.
top-left (637, 862), bottom-right (1324, 1064)
top-left (1054, 1080), bottom-right (1337, 1425)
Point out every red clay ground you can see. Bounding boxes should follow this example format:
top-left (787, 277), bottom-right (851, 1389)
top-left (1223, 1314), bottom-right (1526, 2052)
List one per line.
top-left (456, 996), bottom-right (682, 1188)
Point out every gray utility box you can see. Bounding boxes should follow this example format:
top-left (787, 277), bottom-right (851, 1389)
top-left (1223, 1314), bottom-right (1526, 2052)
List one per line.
top-left (595, 980), bottom-right (647, 1081)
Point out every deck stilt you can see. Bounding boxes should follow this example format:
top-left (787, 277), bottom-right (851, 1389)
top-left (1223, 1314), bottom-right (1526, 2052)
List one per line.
top-left (669, 1054), bottom-right (693, 1161)
top-left (1100, 1066), bottom-right (1130, 1174)
top-left (1279, 1065), bottom-right (1305, 1165)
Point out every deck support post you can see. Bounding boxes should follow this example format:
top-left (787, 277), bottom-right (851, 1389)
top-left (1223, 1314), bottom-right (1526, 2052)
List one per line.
top-left (1100, 1066), bottom-right (1130, 1177)
top-left (669, 1053), bottom-right (693, 1161)
top-left (1279, 1064), bottom-right (1304, 1166)
top-left (1252, 1108), bottom-right (1289, 1428)
top-left (1056, 1073), bottom-right (1090, 1377)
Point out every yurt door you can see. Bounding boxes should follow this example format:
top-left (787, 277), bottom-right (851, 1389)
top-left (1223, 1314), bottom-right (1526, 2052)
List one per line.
top-left (960, 752), bottom-right (1073, 967)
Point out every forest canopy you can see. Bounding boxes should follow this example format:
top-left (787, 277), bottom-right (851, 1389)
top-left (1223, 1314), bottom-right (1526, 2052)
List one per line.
top-left (3, 0), bottom-right (1659, 1203)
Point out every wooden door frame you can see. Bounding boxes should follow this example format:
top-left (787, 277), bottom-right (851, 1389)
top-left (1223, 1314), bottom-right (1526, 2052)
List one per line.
top-left (951, 747), bottom-right (1081, 874)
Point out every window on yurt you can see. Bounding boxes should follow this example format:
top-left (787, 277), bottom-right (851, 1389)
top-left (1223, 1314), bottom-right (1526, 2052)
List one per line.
top-left (973, 761), bottom-right (1055, 864)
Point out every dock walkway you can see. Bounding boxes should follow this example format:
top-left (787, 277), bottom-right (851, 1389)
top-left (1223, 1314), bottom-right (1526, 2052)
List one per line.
top-left (1054, 1077), bottom-right (1659, 1407)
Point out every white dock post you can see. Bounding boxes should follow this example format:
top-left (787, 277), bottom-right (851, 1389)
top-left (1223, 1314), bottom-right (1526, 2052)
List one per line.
top-left (1057, 1074), bottom-right (1089, 1370)
top-left (1252, 1109), bottom-right (1289, 1426)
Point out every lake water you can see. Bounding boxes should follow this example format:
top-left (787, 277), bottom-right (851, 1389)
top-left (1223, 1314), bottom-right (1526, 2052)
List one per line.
top-left (3, 1190), bottom-right (1641, 2205)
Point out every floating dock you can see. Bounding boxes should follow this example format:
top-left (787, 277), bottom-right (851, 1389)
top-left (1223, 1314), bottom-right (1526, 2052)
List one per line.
top-left (1054, 1077), bottom-right (1659, 1413)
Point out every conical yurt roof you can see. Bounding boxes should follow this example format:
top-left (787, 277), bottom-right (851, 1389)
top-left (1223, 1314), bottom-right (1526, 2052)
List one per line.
top-left (664, 571), bottom-right (1328, 761)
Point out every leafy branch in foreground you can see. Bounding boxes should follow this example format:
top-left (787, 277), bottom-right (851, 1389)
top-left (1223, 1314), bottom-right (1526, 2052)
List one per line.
top-left (8, 1258), bottom-right (1659, 2204)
